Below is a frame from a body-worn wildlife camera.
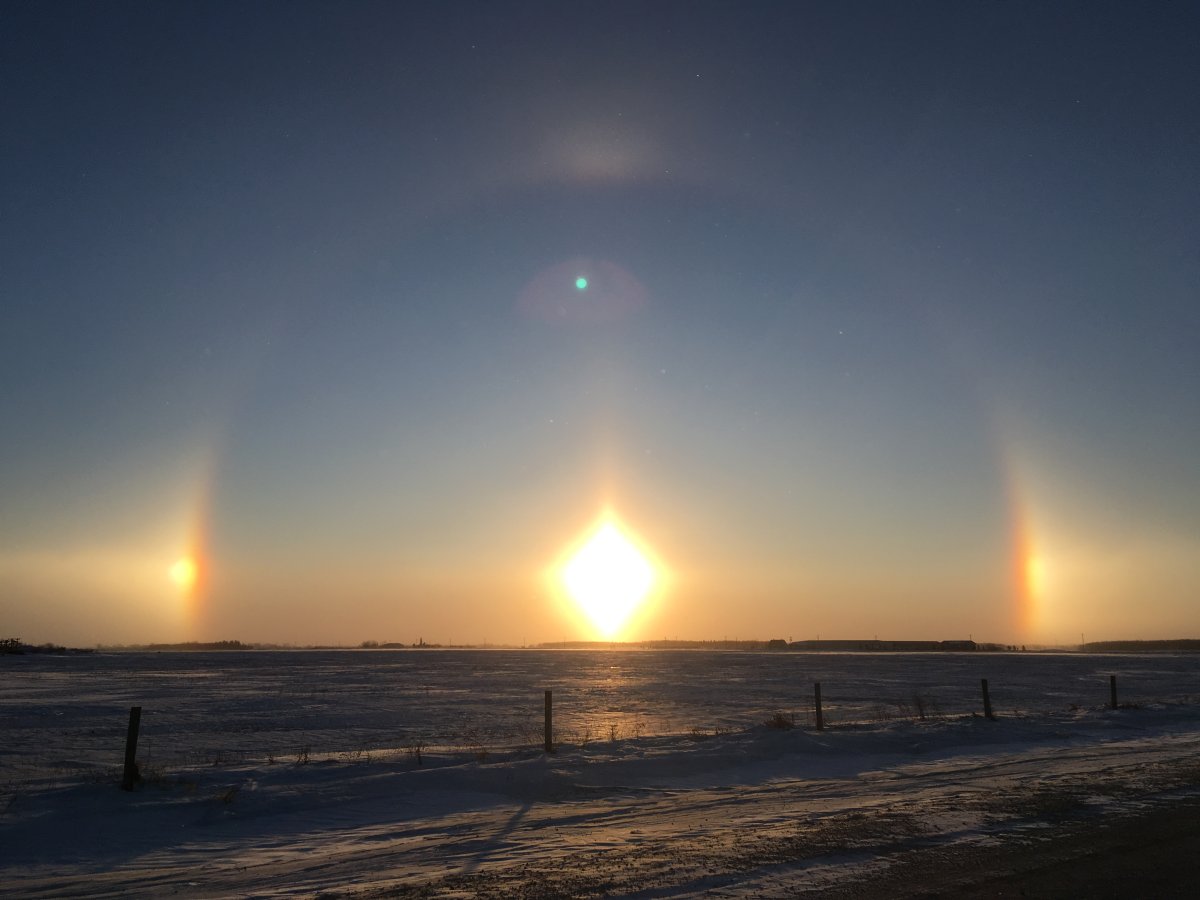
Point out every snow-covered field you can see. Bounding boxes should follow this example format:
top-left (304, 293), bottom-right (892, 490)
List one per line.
top-left (3, 650), bottom-right (1199, 896)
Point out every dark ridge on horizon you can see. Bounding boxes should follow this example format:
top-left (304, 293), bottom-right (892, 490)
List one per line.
top-left (1082, 639), bottom-right (1200, 653)
top-left (10, 638), bottom-right (1200, 654)
top-left (539, 639), bottom-right (992, 652)
top-left (0, 638), bottom-right (95, 655)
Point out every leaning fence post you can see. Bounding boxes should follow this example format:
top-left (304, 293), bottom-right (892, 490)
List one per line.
top-left (543, 690), bottom-right (554, 753)
top-left (1110, 674), bottom-right (1118, 710)
top-left (122, 706), bottom-right (142, 790)
top-left (981, 678), bottom-right (994, 720)
top-left (814, 682), bottom-right (824, 731)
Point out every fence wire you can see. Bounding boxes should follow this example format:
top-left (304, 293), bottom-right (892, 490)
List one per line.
top-left (3, 650), bottom-right (1199, 789)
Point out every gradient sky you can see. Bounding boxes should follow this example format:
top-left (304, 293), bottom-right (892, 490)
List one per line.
top-left (2, 1), bottom-right (1197, 647)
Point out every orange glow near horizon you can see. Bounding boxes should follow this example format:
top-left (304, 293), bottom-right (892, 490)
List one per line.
top-left (559, 517), bottom-right (657, 639)
top-left (1024, 555), bottom-right (1046, 599)
top-left (1009, 514), bottom-right (1041, 639)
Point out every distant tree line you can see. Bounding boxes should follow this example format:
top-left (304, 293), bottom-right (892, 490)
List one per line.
top-left (0, 638), bottom-right (94, 655)
top-left (140, 640), bottom-right (250, 651)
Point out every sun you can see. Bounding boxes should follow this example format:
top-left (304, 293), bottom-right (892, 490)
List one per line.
top-left (560, 519), bottom-right (655, 638)
top-left (169, 557), bottom-right (197, 591)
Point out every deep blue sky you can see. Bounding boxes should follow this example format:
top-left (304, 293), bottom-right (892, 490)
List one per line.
top-left (2, 1), bottom-right (1197, 645)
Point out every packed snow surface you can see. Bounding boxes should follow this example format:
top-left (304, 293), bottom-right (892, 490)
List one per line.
top-left (3, 650), bottom-right (1199, 896)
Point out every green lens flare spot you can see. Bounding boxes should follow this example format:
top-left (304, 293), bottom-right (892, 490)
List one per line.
top-left (575, 276), bottom-right (588, 291)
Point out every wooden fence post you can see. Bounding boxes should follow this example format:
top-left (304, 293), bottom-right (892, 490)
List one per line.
top-left (121, 706), bottom-right (142, 790)
top-left (544, 690), bottom-right (553, 753)
top-left (1110, 674), bottom-right (1118, 710)
top-left (981, 679), bottom-right (994, 720)
top-left (814, 682), bottom-right (824, 731)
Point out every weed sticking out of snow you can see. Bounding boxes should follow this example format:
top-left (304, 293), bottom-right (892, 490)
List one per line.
top-left (765, 711), bottom-right (795, 730)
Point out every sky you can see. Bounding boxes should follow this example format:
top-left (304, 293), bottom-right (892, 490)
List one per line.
top-left (2, 1), bottom-right (1197, 647)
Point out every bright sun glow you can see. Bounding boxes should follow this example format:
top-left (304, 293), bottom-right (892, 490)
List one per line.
top-left (1025, 555), bottom-right (1047, 598)
top-left (169, 557), bottom-right (197, 590)
top-left (561, 521), bottom-right (655, 638)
